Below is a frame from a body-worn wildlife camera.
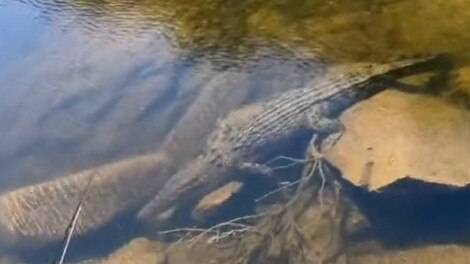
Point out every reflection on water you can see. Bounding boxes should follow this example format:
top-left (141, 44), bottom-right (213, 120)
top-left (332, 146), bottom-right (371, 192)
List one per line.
top-left (12, 0), bottom-right (470, 60)
top-left (0, 0), bottom-right (318, 192)
top-left (2, 0), bottom-right (470, 263)
top-left (0, 1), bottom-right (45, 72)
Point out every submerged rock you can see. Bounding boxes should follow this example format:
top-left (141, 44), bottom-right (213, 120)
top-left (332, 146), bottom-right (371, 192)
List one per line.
top-left (80, 238), bottom-right (166, 264)
top-left (101, 238), bottom-right (166, 264)
top-left (192, 181), bottom-right (243, 221)
top-left (325, 89), bottom-right (470, 190)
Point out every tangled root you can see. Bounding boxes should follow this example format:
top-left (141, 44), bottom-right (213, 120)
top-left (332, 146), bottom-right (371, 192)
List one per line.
top-left (243, 157), bottom-right (349, 264)
top-left (161, 153), bottom-right (350, 264)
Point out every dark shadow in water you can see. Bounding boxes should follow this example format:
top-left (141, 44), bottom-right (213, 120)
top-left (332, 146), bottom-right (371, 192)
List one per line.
top-left (341, 174), bottom-right (470, 249)
top-left (39, 89), bottom-right (100, 124)
top-left (83, 59), bottom-right (167, 124)
top-left (164, 151), bottom-right (470, 256)
top-left (0, 135), bottom-right (88, 191)
top-left (87, 93), bottom-right (123, 123)
top-left (423, 54), bottom-right (470, 110)
top-left (38, 58), bottom-right (169, 126)
top-left (134, 58), bottom-right (192, 123)
top-left (110, 59), bottom-right (167, 94)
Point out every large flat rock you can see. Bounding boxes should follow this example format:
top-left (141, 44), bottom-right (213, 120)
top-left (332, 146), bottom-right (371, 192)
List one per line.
top-left (325, 90), bottom-right (470, 191)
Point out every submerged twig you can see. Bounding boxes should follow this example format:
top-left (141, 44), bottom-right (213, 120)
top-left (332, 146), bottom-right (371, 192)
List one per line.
top-left (255, 179), bottom-right (301, 203)
top-left (55, 171), bottom-right (97, 264)
top-left (159, 213), bottom-right (265, 246)
top-left (262, 155), bottom-right (314, 171)
top-left (159, 140), bottom-right (335, 264)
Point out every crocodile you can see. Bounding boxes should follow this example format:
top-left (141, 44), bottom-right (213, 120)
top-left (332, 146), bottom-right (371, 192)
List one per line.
top-left (0, 57), bottom-right (318, 247)
top-left (137, 54), bottom-right (449, 222)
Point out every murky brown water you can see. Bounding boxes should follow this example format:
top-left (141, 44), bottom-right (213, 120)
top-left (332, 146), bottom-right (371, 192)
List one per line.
top-left (2, 0), bottom-right (470, 263)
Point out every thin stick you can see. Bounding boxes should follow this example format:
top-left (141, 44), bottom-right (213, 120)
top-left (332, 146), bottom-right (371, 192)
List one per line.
top-left (317, 161), bottom-right (327, 207)
top-left (159, 146), bottom-right (329, 249)
top-left (255, 179), bottom-right (301, 203)
top-left (55, 171), bottom-right (97, 264)
top-left (263, 155), bottom-right (312, 167)
top-left (56, 204), bottom-right (82, 264)
top-left (260, 155), bottom-right (315, 174)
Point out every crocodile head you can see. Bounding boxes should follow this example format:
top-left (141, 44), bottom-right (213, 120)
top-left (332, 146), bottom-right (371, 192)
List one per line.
top-left (137, 155), bottom-right (228, 224)
top-left (137, 104), bottom-right (264, 224)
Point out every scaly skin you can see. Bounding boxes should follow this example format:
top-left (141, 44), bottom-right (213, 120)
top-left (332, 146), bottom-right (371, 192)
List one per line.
top-left (137, 54), bottom-right (447, 222)
top-left (0, 153), bottom-right (171, 244)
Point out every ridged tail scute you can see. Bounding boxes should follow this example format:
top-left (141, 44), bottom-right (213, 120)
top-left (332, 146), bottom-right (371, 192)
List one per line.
top-left (385, 53), bottom-right (454, 79)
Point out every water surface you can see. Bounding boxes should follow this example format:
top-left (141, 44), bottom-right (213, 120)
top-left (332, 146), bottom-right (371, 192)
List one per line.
top-left (2, 0), bottom-right (470, 262)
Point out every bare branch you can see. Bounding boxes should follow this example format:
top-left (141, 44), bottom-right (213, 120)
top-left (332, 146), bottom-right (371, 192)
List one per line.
top-left (255, 179), bottom-right (301, 203)
top-left (159, 213), bottom-right (266, 246)
top-left (55, 170), bottom-right (98, 264)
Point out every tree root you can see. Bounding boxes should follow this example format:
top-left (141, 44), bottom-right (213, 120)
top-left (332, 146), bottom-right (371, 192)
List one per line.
top-left (160, 150), bottom-right (350, 264)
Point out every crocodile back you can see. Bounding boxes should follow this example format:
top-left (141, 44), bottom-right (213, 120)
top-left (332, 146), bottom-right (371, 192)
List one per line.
top-left (230, 86), bottom-right (324, 155)
top-left (229, 55), bottom-right (441, 157)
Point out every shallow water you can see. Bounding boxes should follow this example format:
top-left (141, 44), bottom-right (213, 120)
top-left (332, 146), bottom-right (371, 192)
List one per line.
top-left (2, 0), bottom-right (470, 263)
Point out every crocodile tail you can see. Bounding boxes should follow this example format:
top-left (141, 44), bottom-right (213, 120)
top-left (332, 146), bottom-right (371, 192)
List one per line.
top-left (0, 152), bottom-right (171, 245)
